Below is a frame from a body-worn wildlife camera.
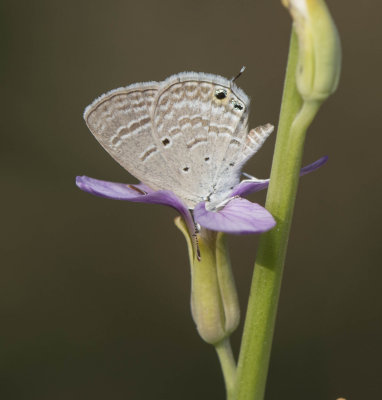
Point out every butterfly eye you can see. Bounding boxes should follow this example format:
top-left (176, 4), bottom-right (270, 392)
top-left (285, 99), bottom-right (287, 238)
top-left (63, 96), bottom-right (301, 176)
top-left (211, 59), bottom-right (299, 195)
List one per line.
top-left (231, 99), bottom-right (244, 111)
top-left (215, 88), bottom-right (227, 100)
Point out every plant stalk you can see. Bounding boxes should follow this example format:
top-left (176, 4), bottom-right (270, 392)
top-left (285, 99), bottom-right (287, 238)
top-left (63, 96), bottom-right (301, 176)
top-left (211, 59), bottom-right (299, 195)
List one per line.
top-left (235, 29), bottom-right (321, 400)
top-left (215, 338), bottom-right (237, 400)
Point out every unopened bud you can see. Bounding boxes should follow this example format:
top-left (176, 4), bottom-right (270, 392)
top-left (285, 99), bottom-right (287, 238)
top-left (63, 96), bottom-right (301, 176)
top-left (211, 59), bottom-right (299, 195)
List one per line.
top-left (175, 217), bottom-right (240, 345)
top-left (282, 0), bottom-right (341, 102)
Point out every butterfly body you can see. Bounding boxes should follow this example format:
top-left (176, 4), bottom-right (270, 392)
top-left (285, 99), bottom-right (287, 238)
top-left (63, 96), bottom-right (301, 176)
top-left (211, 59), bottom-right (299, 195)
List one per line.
top-left (84, 72), bottom-right (273, 210)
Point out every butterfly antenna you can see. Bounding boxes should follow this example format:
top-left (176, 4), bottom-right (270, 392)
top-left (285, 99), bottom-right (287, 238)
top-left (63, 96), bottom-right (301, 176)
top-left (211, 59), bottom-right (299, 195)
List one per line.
top-left (231, 66), bottom-right (246, 83)
top-left (190, 210), bottom-right (202, 261)
top-left (192, 232), bottom-right (201, 261)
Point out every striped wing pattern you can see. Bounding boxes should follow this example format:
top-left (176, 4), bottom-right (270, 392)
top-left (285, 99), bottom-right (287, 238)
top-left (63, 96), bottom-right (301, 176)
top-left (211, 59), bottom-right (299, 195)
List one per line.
top-left (84, 72), bottom-right (273, 209)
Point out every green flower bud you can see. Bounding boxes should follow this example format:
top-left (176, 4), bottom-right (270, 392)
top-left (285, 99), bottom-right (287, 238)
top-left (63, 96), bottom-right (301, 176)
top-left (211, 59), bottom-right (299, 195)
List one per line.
top-left (175, 217), bottom-right (240, 345)
top-left (282, 0), bottom-right (341, 102)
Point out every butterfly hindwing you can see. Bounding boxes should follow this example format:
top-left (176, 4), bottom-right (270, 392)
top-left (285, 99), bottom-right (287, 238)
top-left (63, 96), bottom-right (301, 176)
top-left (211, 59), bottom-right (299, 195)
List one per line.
top-left (152, 72), bottom-right (251, 206)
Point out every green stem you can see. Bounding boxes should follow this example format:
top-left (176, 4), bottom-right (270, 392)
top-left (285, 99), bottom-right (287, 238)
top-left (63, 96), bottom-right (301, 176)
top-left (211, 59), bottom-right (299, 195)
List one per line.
top-left (215, 338), bottom-right (237, 400)
top-left (235, 29), bottom-right (321, 400)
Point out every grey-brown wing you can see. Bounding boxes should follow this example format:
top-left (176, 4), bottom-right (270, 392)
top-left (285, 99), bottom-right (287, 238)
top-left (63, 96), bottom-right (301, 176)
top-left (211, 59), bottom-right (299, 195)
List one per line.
top-left (84, 82), bottom-right (182, 191)
top-left (151, 72), bottom-right (251, 206)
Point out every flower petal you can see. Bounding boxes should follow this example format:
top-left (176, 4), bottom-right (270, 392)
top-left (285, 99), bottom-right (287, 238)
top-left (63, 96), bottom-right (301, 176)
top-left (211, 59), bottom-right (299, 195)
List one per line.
top-left (194, 198), bottom-right (276, 235)
top-left (229, 179), bottom-right (270, 198)
top-left (76, 176), bottom-right (194, 230)
top-left (76, 176), bottom-right (156, 199)
top-left (231, 155), bottom-right (328, 198)
top-left (299, 155), bottom-right (328, 176)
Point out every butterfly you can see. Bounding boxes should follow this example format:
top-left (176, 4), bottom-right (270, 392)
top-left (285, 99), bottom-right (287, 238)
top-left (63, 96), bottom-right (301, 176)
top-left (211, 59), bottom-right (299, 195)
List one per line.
top-left (83, 71), bottom-right (273, 211)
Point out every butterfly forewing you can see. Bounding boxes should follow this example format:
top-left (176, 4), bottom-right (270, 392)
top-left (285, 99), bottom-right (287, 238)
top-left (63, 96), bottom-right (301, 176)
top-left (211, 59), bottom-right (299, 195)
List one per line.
top-left (84, 83), bottom-right (183, 192)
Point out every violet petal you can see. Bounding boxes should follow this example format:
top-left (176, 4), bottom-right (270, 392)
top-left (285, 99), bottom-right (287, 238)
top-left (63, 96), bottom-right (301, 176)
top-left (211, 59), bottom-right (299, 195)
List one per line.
top-left (76, 176), bottom-right (194, 230)
top-left (194, 198), bottom-right (276, 235)
top-left (299, 155), bottom-right (328, 176)
top-left (231, 156), bottom-right (328, 198)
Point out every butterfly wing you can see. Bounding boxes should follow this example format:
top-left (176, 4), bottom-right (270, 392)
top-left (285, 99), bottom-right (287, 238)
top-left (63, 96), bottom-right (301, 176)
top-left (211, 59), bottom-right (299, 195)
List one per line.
top-left (84, 73), bottom-right (272, 210)
top-left (84, 82), bottom-right (183, 192)
top-left (151, 72), bottom-right (251, 207)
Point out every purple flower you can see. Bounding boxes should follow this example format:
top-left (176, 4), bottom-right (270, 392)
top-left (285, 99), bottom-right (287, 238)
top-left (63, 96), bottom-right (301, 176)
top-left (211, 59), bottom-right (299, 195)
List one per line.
top-left (76, 156), bottom-right (327, 236)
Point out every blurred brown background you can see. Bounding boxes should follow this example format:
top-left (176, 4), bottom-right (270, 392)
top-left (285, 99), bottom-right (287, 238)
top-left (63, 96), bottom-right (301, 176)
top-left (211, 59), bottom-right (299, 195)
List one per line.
top-left (1, 0), bottom-right (381, 399)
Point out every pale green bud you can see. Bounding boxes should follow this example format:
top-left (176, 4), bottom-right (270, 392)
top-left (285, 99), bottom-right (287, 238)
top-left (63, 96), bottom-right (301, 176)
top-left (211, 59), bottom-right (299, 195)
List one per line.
top-left (282, 0), bottom-right (341, 102)
top-left (175, 217), bottom-right (240, 345)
